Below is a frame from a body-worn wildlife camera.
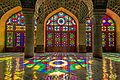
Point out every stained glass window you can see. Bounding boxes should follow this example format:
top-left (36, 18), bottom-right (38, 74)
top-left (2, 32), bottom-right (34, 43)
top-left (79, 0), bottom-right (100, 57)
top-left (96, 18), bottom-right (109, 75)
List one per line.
top-left (6, 12), bottom-right (37, 51)
top-left (102, 15), bottom-right (115, 47)
top-left (86, 15), bottom-right (116, 51)
top-left (46, 12), bottom-right (76, 51)
top-left (6, 12), bottom-right (25, 50)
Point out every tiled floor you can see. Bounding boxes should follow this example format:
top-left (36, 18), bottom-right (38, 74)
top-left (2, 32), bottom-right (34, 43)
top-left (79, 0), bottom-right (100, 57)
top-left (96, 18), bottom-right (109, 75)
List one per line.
top-left (0, 53), bottom-right (120, 80)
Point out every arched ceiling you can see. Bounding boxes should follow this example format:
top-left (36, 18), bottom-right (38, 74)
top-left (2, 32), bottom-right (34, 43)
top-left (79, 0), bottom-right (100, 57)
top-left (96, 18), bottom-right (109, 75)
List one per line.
top-left (92, 0), bottom-right (108, 9)
top-left (35, 0), bottom-right (93, 23)
top-left (0, 0), bottom-right (21, 17)
top-left (0, 0), bottom-right (120, 20)
top-left (107, 0), bottom-right (120, 16)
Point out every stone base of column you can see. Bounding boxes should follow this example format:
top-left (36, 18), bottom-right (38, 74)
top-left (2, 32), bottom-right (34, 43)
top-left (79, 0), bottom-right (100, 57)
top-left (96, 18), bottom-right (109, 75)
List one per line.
top-left (93, 52), bottom-right (102, 59)
top-left (0, 61), bottom-right (4, 79)
top-left (78, 45), bottom-right (86, 53)
top-left (25, 53), bottom-right (34, 58)
top-left (36, 45), bottom-right (44, 53)
top-left (0, 45), bottom-right (4, 52)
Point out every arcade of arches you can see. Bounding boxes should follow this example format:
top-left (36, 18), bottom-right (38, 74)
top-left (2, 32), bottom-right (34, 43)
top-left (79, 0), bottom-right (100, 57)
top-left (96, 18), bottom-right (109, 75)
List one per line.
top-left (1, 7), bottom-right (120, 53)
top-left (3, 9), bottom-right (118, 52)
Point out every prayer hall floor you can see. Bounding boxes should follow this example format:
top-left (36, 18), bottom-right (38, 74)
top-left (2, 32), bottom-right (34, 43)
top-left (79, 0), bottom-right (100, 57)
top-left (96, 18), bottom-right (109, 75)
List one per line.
top-left (0, 52), bottom-right (120, 80)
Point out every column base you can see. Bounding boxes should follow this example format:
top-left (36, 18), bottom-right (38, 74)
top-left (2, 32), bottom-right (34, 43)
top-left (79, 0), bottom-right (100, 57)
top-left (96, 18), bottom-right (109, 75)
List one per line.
top-left (0, 45), bottom-right (4, 52)
top-left (25, 53), bottom-right (34, 58)
top-left (93, 52), bottom-right (102, 59)
top-left (78, 45), bottom-right (86, 53)
top-left (36, 45), bottom-right (44, 53)
top-left (24, 45), bottom-right (34, 58)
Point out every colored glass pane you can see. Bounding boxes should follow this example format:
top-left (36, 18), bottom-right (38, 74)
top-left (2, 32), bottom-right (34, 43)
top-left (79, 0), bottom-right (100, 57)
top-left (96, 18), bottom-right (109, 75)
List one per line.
top-left (108, 33), bottom-right (114, 47)
top-left (55, 33), bottom-right (61, 46)
top-left (102, 15), bottom-right (115, 26)
top-left (63, 26), bottom-right (68, 31)
top-left (108, 26), bottom-right (115, 31)
top-left (7, 25), bottom-right (14, 31)
top-left (47, 33), bottom-right (53, 46)
top-left (102, 26), bottom-right (106, 31)
top-left (102, 33), bottom-right (107, 47)
top-left (54, 12), bottom-right (69, 26)
top-left (47, 26), bottom-right (53, 31)
top-left (86, 19), bottom-right (92, 31)
top-left (6, 32), bottom-right (14, 47)
top-left (86, 19), bottom-right (92, 47)
top-left (62, 33), bottom-right (68, 46)
top-left (70, 33), bottom-right (75, 46)
top-left (86, 33), bottom-right (91, 46)
top-left (69, 17), bottom-right (76, 26)
top-left (70, 26), bottom-right (76, 32)
top-left (15, 26), bottom-right (26, 31)
top-left (7, 12), bottom-right (25, 25)
top-left (54, 26), bottom-right (60, 31)
top-left (47, 17), bottom-right (54, 25)
top-left (15, 32), bottom-right (25, 47)
top-left (86, 26), bottom-right (91, 31)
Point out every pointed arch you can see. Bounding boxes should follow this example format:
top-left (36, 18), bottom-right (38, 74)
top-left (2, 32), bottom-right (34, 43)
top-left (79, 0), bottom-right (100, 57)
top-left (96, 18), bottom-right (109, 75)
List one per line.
top-left (0, 6), bottom-right (22, 52)
top-left (44, 7), bottom-right (79, 51)
top-left (106, 8), bottom-right (120, 52)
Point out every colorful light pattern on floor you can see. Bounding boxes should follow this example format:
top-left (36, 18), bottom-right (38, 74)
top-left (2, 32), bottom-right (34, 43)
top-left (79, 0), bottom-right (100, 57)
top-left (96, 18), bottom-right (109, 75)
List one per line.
top-left (0, 53), bottom-right (120, 80)
top-left (24, 57), bottom-right (88, 73)
top-left (24, 53), bottom-right (88, 79)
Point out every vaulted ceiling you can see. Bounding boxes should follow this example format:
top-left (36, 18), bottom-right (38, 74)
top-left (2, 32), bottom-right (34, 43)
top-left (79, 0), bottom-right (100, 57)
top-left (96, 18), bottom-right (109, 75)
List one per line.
top-left (0, 0), bottom-right (120, 19)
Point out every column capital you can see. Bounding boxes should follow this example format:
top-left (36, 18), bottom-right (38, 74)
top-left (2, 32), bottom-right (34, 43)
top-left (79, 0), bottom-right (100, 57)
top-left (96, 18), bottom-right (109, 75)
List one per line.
top-left (22, 8), bottom-right (35, 15)
top-left (93, 9), bottom-right (106, 16)
top-left (92, 0), bottom-right (108, 9)
top-left (22, 8), bottom-right (35, 26)
top-left (79, 23), bottom-right (86, 26)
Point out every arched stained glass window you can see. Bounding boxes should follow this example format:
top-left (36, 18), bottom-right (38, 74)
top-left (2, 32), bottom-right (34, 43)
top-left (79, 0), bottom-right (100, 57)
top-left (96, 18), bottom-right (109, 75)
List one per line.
top-left (86, 15), bottom-right (116, 52)
top-left (6, 12), bottom-right (26, 51)
top-left (46, 12), bottom-right (77, 52)
top-left (6, 12), bottom-right (37, 52)
top-left (102, 15), bottom-right (115, 51)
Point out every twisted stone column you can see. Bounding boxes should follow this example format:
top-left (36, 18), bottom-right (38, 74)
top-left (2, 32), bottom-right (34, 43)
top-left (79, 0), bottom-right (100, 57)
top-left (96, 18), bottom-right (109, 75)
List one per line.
top-left (23, 9), bottom-right (34, 58)
top-left (79, 23), bottom-right (86, 53)
top-left (92, 9), bottom-right (106, 58)
top-left (36, 22), bottom-right (44, 53)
